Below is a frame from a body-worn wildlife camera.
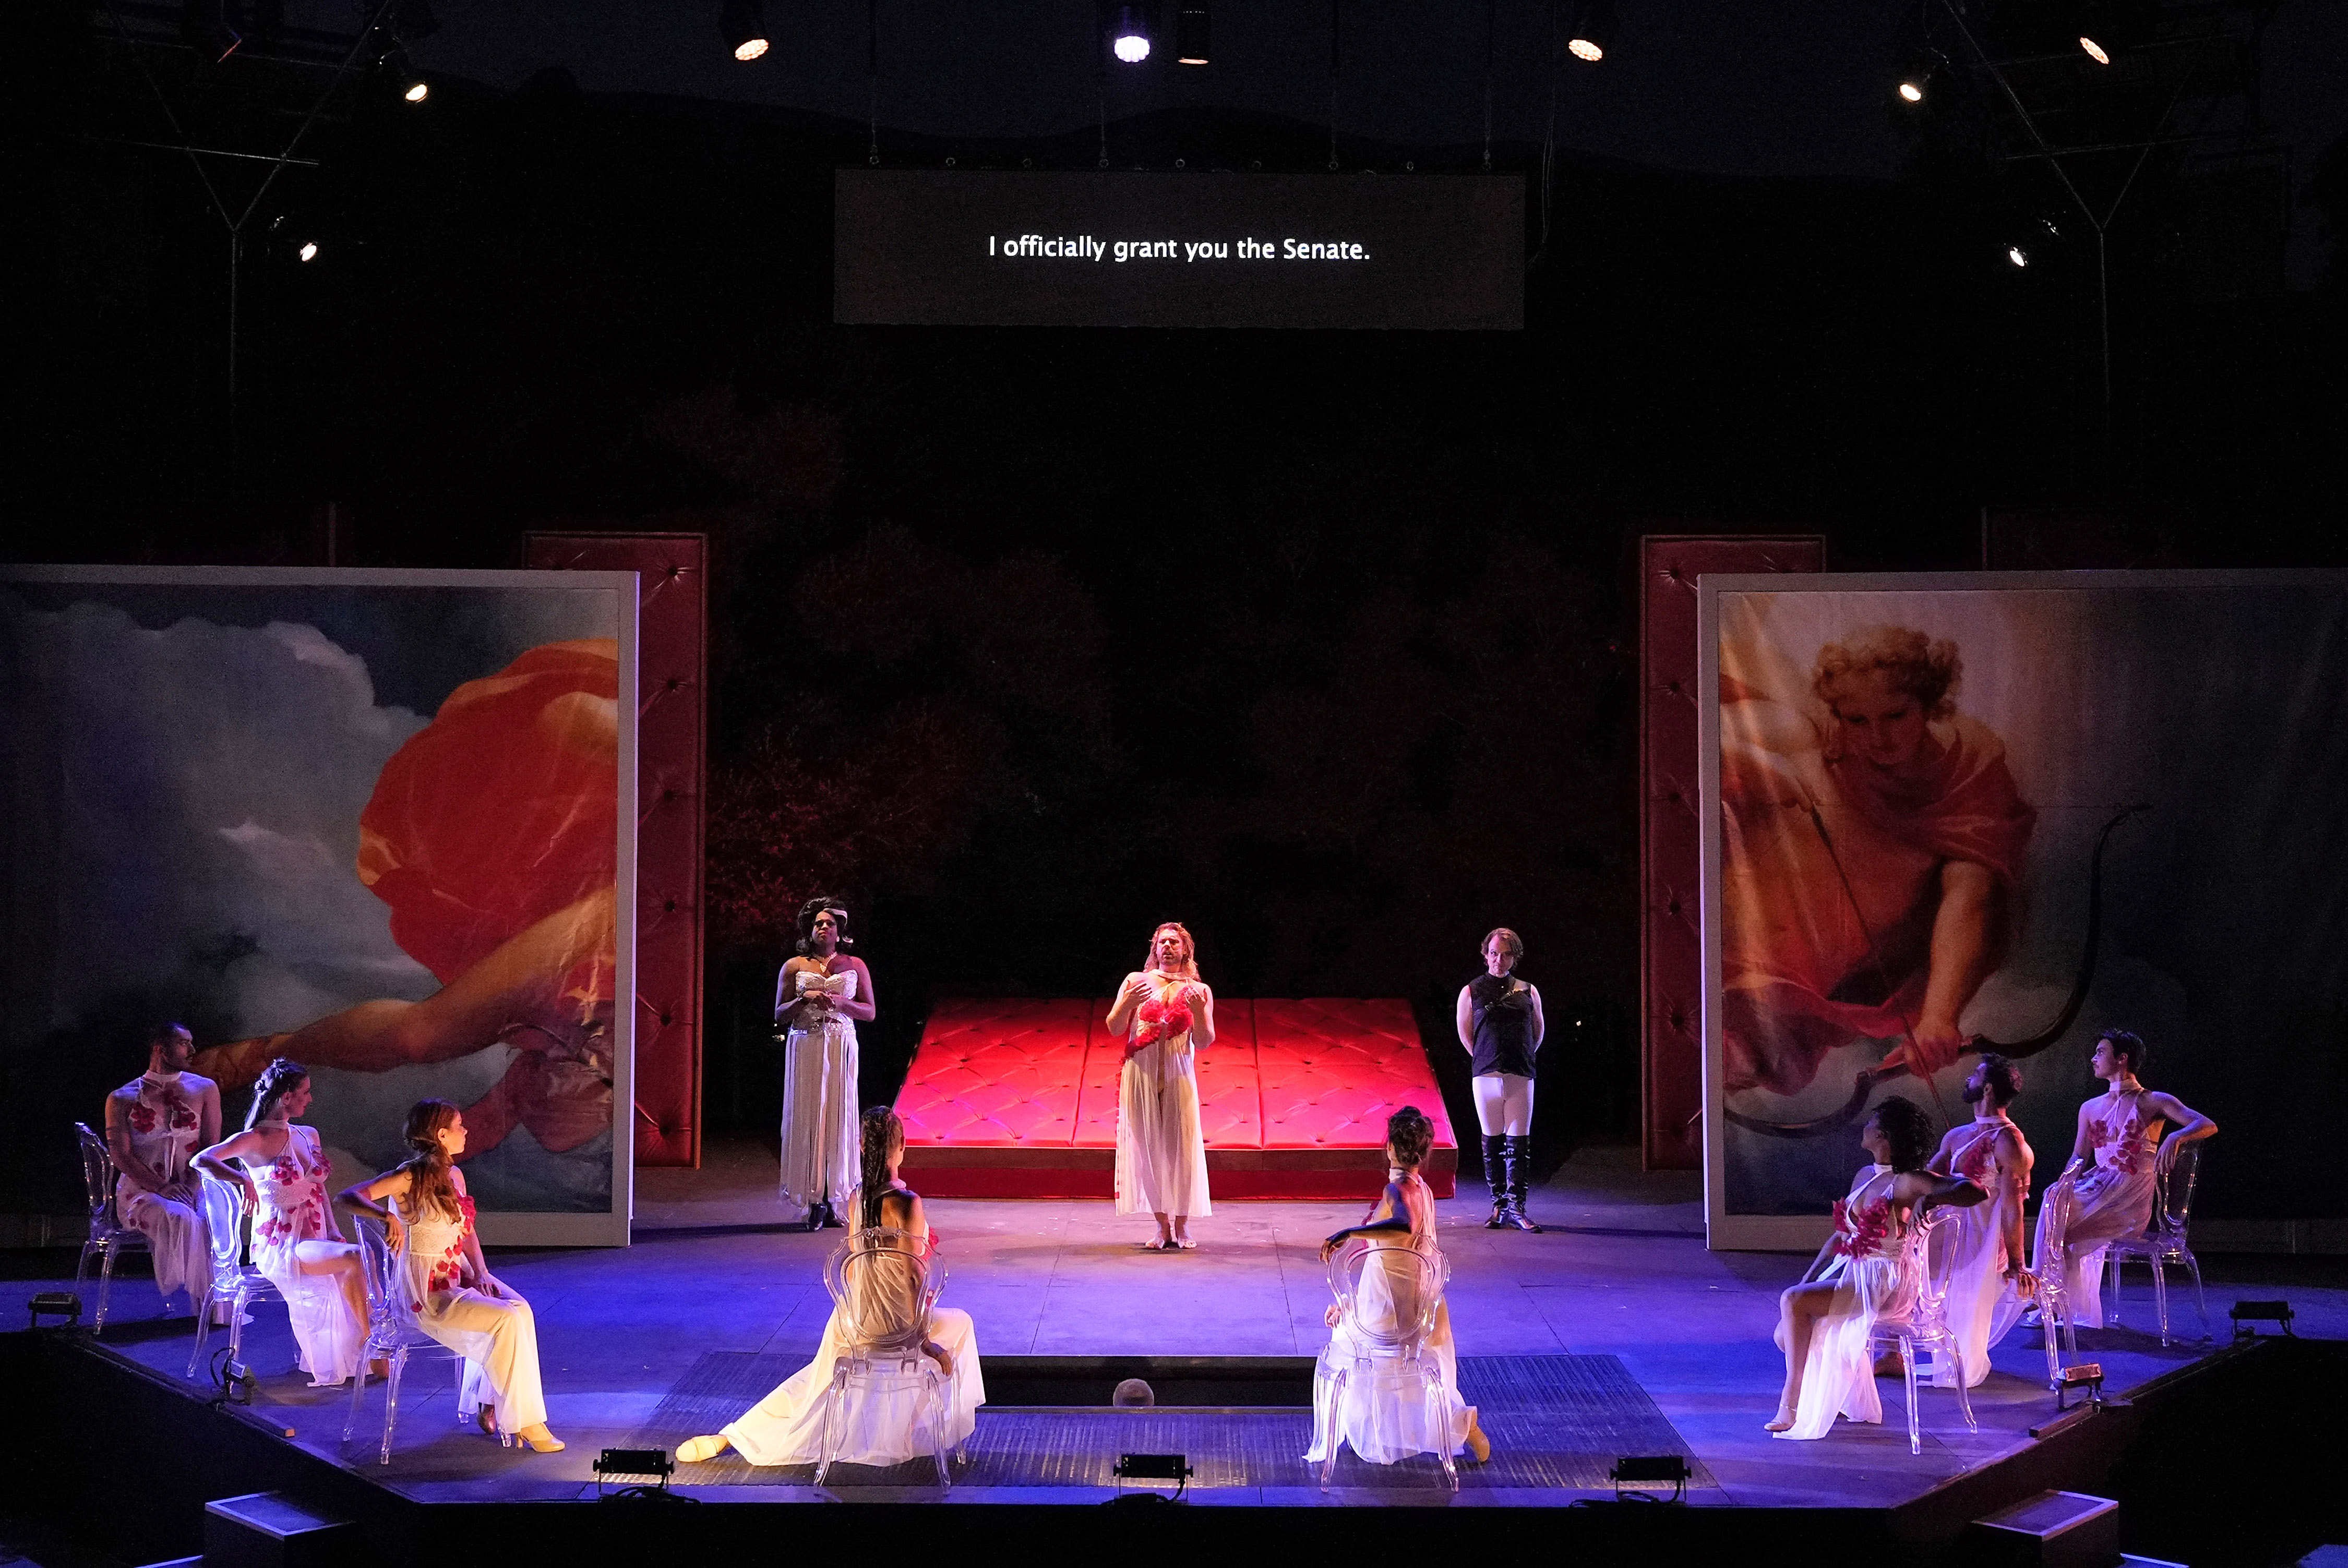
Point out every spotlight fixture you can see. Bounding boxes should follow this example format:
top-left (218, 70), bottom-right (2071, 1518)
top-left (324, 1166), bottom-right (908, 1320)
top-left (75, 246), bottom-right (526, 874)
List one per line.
top-left (2079, 34), bottom-right (2111, 64)
top-left (2007, 245), bottom-right (2029, 268)
top-left (1175, 2), bottom-right (1208, 65)
top-left (404, 78), bottom-right (429, 102)
top-left (1110, 3), bottom-right (1152, 64)
top-left (181, 0), bottom-right (242, 63)
top-left (299, 241), bottom-right (319, 262)
top-left (1898, 79), bottom-right (1923, 102)
top-left (720, 0), bottom-right (769, 62)
top-left (1567, 0), bottom-right (1617, 62)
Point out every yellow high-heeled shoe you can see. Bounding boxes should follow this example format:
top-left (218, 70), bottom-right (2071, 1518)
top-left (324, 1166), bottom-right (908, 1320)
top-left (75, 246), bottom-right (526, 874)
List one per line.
top-left (515, 1425), bottom-right (565, 1453)
top-left (677, 1434), bottom-right (730, 1464)
top-left (1464, 1412), bottom-right (1493, 1464)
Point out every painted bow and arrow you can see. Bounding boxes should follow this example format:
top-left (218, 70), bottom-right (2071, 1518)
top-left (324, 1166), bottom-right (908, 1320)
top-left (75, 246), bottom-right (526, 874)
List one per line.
top-left (1723, 803), bottom-right (2147, 1141)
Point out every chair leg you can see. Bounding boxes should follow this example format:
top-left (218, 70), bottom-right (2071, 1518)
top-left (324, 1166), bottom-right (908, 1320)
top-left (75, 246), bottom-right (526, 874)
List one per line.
top-left (1320, 1367), bottom-right (1345, 1490)
top-left (1948, 1343), bottom-right (1978, 1433)
top-left (1900, 1340), bottom-right (1921, 1456)
top-left (813, 1368), bottom-right (849, 1489)
top-left (344, 1355), bottom-right (371, 1442)
top-left (380, 1347), bottom-right (410, 1465)
top-left (186, 1287), bottom-right (215, 1379)
top-left (927, 1374), bottom-right (952, 1492)
top-left (2150, 1255), bottom-right (2172, 1347)
top-left (1428, 1371), bottom-right (1457, 1493)
top-left (95, 1245), bottom-right (118, 1336)
top-left (2183, 1250), bottom-right (2211, 1341)
top-left (2105, 1250), bottom-right (2123, 1328)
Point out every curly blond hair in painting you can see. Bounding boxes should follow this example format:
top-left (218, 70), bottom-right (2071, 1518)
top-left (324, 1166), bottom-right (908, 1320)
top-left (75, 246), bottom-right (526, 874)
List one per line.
top-left (1811, 625), bottom-right (1962, 719)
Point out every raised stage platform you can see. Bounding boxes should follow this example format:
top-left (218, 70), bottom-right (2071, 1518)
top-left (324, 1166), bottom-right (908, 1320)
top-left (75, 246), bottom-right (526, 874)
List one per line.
top-left (893, 997), bottom-right (1459, 1198)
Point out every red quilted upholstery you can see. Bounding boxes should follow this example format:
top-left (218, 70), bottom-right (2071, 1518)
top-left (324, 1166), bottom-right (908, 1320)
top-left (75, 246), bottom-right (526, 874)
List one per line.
top-left (900, 997), bottom-right (1454, 1197)
top-left (894, 997), bottom-right (1087, 1149)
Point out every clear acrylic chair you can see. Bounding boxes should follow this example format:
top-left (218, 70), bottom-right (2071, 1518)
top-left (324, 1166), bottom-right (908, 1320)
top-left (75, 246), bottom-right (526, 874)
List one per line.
top-left (814, 1226), bottom-right (956, 1489)
top-left (2030, 1173), bottom-right (2085, 1388)
top-left (2103, 1140), bottom-right (2211, 1346)
top-left (1316, 1236), bottom-right (1458, 1492)
top-left (71, 1121), bottom-right (157, 1335)
top-left (185, 1174), bottom-right (284, 1378)
top-left (1866, 1207), bottom-right (1978, 1456)
top-left (342, 1215), bottom-right (497, 1465)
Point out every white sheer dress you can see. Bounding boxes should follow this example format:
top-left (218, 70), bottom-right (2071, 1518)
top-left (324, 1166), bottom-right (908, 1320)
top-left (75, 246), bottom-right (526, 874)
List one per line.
top-left (112, 1071), bottom-right (215, 1305)
top-left (399, 1166), bottom-right (547, 1434)
top-left (1113, 972), bottom-right (1213, 1219)
top-left (720, 1189), bottom-right (985, 1467)
top-left (246, 1123), bottom-right (364, 1386)
top-left (777, 963), bottom-right (860, 1220)
top-left (1776, 1164), bottom-right (1920, 1441)
top-left (1933, 1119), bottom-right (2028, 1389)
top-left (1304, 1171), bottom-right (1476, 1465)
top-left (2033, 1089), bottom-right (2161, 1326)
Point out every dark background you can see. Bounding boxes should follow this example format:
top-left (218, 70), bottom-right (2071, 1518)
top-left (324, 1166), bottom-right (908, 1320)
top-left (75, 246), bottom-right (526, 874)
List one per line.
top-left (5, 0), bottom-right (2344, 1168)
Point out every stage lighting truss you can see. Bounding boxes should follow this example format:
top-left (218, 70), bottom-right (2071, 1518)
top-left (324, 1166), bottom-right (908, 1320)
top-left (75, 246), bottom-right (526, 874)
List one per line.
top-left (1109, 2), bottom-right (1153, 64)
top-left (1568, 0), bottom-right (1617, 62)
top-left (1175, 2), bottom-right (1209, 65)
top-left (721, 0), bottom-right (770, 62)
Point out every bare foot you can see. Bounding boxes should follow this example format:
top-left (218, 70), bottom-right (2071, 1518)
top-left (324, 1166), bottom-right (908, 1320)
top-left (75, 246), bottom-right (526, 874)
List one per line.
top-left (368, 1359), bottom-right (390, 1380)
top-left (677, 1434), bottom-right (730, 1463)
top-left (1464, 1413), bottom-right (1493, 1463)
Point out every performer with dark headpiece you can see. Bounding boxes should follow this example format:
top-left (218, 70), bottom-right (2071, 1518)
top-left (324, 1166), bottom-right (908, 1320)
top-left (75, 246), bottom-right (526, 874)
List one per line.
top-left (1456, 929), bottom-right (1544, 1232)
top-left (776, 896), bottom-right (874, 1231)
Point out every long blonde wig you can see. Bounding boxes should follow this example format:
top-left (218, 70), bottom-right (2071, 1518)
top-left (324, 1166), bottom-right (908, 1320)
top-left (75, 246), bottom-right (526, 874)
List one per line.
top-left (1142, 921), bottom-right (1201, 980)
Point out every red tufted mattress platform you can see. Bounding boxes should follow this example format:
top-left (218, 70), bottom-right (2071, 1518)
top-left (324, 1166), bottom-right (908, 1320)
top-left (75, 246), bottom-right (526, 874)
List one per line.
top-left (894, 998), bottom-right (1456, 1200)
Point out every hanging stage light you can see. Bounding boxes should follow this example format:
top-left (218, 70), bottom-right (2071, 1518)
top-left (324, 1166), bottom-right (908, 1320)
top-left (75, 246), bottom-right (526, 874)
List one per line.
top-left (1110, 3), bottom-right (1153, 64)
top-left (1567, 0), bottom-right (1617, 62)
top-left (404, 78), bottom-right (429, 101)
top-left (1175, 2), bottom-right (1208, 65)
top-left (2079, 33), bottom-right (2111, 64)
top-left (181, 0), bottom-right (242, 63)
top-left (2007, 245), bottom-right (2029, 268)
top-left (721, 0), bottom-right (770, 62)
top-left (1898, 79), bottom-right (1923, 102)
top-left (299, 242), bottom-right (319, 262)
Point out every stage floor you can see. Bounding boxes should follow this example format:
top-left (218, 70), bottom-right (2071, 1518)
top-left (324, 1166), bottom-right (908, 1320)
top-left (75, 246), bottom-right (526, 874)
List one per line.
top-left (11, 1139), bottom-right (2345, 1509)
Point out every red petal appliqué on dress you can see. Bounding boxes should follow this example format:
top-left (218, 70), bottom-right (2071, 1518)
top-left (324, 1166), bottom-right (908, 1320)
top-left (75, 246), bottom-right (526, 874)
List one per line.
top-left (1133, 994), bottom-right (1194, 1050)
top-left (1828, 1196), bottom-right (1892, 1259)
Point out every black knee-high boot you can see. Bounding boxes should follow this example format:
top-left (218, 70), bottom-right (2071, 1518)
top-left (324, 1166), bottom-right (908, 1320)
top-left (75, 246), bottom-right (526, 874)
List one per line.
top-left (1482, 1135), bottom-right (1508, 1228)
top-left (1502, 1136), bottom-right (1542, 1233)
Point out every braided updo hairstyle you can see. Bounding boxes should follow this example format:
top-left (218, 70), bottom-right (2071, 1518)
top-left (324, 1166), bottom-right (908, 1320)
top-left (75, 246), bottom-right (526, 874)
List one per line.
top-left (1386, 1105), bottom-right (1435, 1171)
top-left (245, 1057), bottom-right (310, 1131)
top-left (858, 1105), bottom-right (906, 1231)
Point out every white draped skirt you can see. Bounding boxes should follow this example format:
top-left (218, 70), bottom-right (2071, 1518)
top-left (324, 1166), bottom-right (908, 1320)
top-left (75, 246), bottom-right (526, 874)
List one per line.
top-left (1933, 1202), bottom-right (2026, 1389)
top-left (780, 1019), bottom-right (859, 1217)
top-left (1115, 1039), bottom-right (1211, 1218)
top-left (1304, 1287), bottom-right (1474, 1465)
top-left (1776, 1250), bottom-right (1914, 1441)
top-left (117, 1183), bottom-right (213, 1305)
top-left (2035, 1165), bottom-right (2157, 1326)
top-left (723, 1307), bottom-right (984, 1467)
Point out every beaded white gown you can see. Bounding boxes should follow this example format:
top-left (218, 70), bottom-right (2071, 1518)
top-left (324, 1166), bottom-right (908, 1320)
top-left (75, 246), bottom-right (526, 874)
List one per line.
top-left (113, 1071), bottom-right (215, 1306)
top-left (400, 1166), bottom-right (547, 1433)
top-left (1113, 972), bottom-right (1213, 1219)
top-left (2033, 1090), bottom-right (2161, 1326)
top-left (720, 1190), bottom-right (984, 1467)
top-left (1304, 1171), bottom-right (1475, 1465)
top-left (778, 964), bottom-right (860, 1221)
top-left (247, 1123), bottom-right (364, 1386)
top-left (1933, 1119), bottom-right (2028, 1389)
top-left (1777, 1164), bottom-right (1919, 1441)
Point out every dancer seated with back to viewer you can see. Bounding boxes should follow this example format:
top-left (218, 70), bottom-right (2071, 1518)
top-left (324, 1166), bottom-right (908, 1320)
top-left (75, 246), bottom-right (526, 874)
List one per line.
top-left (1307, 1105), bottom-right (1493, 1468)
top-left (341, 1101), bottom-right (564, 1453)
top-left (193, 1059), bottom-right (377, 1386)
top-left (2031, 1028), bottom-right (2215, 1326)
top-left (1768, 1097), bottom-right (1985, 1438)
top-left (1922, 1052), bottom-right (2033, 1389)
top-left (679, 1106), bottom-right (985, 1468)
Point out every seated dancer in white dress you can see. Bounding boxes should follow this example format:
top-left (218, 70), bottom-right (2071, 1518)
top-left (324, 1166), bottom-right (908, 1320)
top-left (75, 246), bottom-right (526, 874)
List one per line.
top-left (103, 1022), bottom-right (223, 1318)
top-left (776, 897), bottom-right (874, 1232)
top-left (2031, 1028), bottom-right (2215, 1326)
top-left (193, 1059), bottom-right (374, 1386)
top-left (1923, 1053), bottom-right (2034, 1388)
top-left (679, 1106), bottom-right (985, 1467)
top-left (1307, 1105), bottom-right (1493, 1467)
top-left (1768, 1097), bottom-right (1985, 1438)
top-left (343, 1101), bottom-right (564, 1452)
top-left (1105, 921), bottom-right (1215, 1251)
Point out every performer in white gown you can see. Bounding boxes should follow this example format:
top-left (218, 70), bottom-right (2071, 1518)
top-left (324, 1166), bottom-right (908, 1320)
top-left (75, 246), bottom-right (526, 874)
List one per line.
top-left (1307, 1106), bottom-right (1492, 1467)
top-left (776, 897), bottom-right (874, 1231)
top-left (1923, 1053), bottom-right (2034, 1388)
top-left (1105, 922), bottom-right (1215, 1250)
top-left (193, 1059), bottom-right (371, 1386)
top-left (343, 1101), bottom-right (564, 1452)
top-left (2031, 1029), bottom-right (2215, 1326)
top-left (103, 1022), bottom-right (222, 1316)
top-left (1768, 1097), bottom-right (1985, 1439)
top-left (679, 1106), bottom-right (984, 1468)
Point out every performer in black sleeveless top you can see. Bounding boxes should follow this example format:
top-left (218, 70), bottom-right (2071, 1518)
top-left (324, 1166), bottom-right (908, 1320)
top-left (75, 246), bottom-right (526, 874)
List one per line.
top-left (1455, 928), bottom-right (1545, 1232)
